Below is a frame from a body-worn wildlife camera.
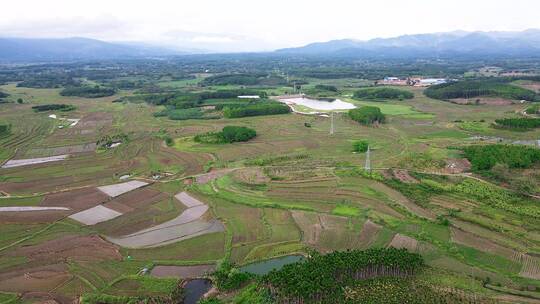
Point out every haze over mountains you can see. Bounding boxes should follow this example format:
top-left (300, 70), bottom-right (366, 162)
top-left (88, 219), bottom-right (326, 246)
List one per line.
top-left (1, 29), bottom-right (540, 62)
top-left (277, 29), bottom-right (540, 57)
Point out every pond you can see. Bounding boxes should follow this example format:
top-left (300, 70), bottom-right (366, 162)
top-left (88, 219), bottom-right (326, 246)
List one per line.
top-left (279, 97), bottom-right (356, 111)
top-left (183, 279), bottom-right (212, 304)
top-left (240, 255), bottom-right (304, 275)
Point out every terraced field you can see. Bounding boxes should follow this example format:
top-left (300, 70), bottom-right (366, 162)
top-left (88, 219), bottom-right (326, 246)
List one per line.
top-left (1, 72), bottom-right (540, 304)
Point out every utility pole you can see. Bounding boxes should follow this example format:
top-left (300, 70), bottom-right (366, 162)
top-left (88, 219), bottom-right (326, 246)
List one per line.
top-left (364, 145), bottom-right (371, 172)
top-left (330, 112), bottom-right (334, 135)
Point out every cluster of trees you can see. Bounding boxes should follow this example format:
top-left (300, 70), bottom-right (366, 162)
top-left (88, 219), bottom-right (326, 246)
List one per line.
top-left (494, 118), bottom-right (540, 130)
top-left (353, 87), bottom-right (414, 101)
top-left (424, 80), bottom-right (538, 101)
top-left (223, 102), bottom-right (290, 118)
top-left (349, 106), bottom-right (386, 125)
top-left (32, 104), bottom-right (76, 112)
top-left (213, 262), bottom-right (254, 291)
top-left (60, 85), bottom-right (116, 98)
top-left (463, 144), bottom-right (540, 171)
top-left (194, 126), bottom-right (257, 144)
top-left (17, 75), bottom-right (80, 88)
top-left (262, 248), bottom-right (424, 303)
top-left (314, 84), bottom-right (338, 92)
top-left (201, 73), bottom-right (286, 86)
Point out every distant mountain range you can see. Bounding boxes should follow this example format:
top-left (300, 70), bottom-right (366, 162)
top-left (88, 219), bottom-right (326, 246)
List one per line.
top-left (0, 37), bottom-right (187, 62)
top-left (2, 29), bottom-right (540, 62)
top-left (276, 29), bottom-right (540, 57)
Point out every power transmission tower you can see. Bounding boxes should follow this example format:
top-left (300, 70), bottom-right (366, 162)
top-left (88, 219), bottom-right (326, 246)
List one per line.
top-left (330, 112), bottom-right (334, 135)
top-left (364, 145), bottom-right (371, 172)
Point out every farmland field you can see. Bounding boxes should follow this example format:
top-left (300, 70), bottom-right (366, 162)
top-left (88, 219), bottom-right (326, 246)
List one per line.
top-left (1, 58), bottom-right (540, 304)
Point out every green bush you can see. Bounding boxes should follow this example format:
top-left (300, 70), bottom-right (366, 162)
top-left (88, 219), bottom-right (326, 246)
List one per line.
top-left (349, 106), bottom-right (385, 125)
top-left (525, 104), bottom-right (540, 115)
top-left (353, 87), bottom-right (413, 100)
top-left (32, 104), bottom-right (76, 112)
top-left (194, 126), bottom-right (256, 144)
top-left (0, 123), bottom-right (11, 135)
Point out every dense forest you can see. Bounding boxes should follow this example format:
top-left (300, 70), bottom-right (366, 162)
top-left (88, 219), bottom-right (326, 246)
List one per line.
top-left (201, 73), bottom-right (286, 86)
top-left (353, 87), bottom-right (414, 101)
top-left (223, 102), bottom-right (290, 118)
top-left (349, 106), bottom-right (386, 125)
top-left (463, 144), bottom-right (540, 171)
top-left (262, 248), bottom-right (424, 303)
top-left (424, 80), bottom-right (538, 101)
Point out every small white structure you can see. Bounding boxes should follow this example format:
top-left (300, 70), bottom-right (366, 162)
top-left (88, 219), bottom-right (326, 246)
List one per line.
top-left (237, 95), bottom-right (260, 99)
top-left (419, 78), bottom-right (447, 86)
top-left (48, 114), bottom-right (57, 119)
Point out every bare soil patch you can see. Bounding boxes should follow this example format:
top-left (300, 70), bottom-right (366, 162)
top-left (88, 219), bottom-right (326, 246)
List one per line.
top-left (232, 167), bottom-right (270, 184)
top-left (25, 143), bottom-right (96, 158)
top-left (0, 264), bottom-right (71, 293)
top-left (392, 169), bottom-right (418, 183)
top-left (104, 188), bottom-right (168, 213)
top-left (0, 210), bottom-right (69, 224)
top-left (40, 188), bottom-right (109, 212)
top-left (357, 220), bottom-right (382, 249)
top-left (514, 253), bottom-right (540, 280)
top-left (388, 233), bottom-right (419, 251)
top-left (12, 235), bottom-right (121, 262)
top-left (151, 264), bottom-right (216, 279)
top-left (450, 98), bottom-right (515, 105)
top-left (196, 169), bottom-right (233, 184)
top-left (444, 158), bottom-right (471, 174)
top-left (451, 227), bottom-right (515, 258)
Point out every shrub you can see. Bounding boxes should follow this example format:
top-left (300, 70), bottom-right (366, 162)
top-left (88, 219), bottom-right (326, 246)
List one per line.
top-left (0, 123), bottom-right (11, 135)
top-left (352, 140), bottom-right (369, 153)
top-left (194, 126), bottom-right (256, 144)
top-left (353, 87), bottom-right (413, 100)
top-left (348, 106), bottom-right (385, 125)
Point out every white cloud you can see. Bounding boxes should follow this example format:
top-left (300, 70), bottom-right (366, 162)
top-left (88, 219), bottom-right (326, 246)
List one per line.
top-left (0, 0), bottom-right (539, 51)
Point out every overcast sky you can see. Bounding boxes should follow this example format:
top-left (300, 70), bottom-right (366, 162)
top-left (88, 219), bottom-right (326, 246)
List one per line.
top-left (1, 0), bottom-right (539, 52)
